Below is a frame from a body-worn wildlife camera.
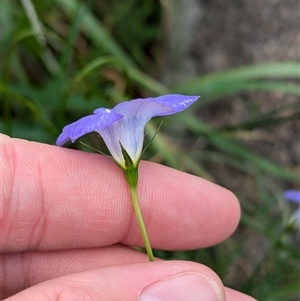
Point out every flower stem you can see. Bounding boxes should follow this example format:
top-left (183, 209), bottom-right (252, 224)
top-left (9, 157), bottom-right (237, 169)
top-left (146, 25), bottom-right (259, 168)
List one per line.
top-left (129, 185), bottom-right (154, 262)
top-left (120, 145), bottom-right (154, 262)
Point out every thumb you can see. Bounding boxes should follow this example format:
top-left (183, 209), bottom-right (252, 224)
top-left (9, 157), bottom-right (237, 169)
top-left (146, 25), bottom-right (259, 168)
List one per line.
top-left (6, 261), bottom-right (224, 301)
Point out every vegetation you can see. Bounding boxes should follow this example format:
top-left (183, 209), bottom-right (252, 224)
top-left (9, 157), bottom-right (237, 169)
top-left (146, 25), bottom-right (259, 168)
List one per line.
top-left (1, 1), bottom-right (299, 300)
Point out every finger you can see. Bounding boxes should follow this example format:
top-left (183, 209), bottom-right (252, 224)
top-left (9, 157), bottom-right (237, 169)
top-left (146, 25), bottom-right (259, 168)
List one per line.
top-left (225, 287), bottom-right (258, 301)
top-left (3, 260), bottom-right (257, 301)
top-left (4, 261), bottom-right (227, 301)
top-left (1, 135), bottom-right (240, 251)
top-left (2, 250), bottom-right (257, 301)
top-left (1, 245), bottom-right (148, 297)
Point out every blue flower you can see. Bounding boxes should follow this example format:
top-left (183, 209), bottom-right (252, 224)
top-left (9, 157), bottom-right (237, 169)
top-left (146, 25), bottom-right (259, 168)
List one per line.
top-left (283, 190), bottom-right (300, 229)
top-left (283, 190), bottom-right (300, 204)
top-left (57, 94), bottom-right (199, 168)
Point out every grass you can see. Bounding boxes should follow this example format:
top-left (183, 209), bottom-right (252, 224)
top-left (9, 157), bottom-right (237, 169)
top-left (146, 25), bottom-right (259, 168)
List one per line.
top-left (1, 0), bottom-right (299, 300)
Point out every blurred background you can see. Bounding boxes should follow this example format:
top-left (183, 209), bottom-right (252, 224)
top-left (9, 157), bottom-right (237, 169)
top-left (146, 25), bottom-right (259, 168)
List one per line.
top-left (1, 0), bottom-right (299, 299)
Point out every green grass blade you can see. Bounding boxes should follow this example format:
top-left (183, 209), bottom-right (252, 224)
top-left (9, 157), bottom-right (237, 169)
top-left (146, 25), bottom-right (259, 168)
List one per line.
top-left (59, 1), bottom-right (85, 70)
top-left (54, 0), bottom-right (134, 66)
top-left (241, 80), bottom-right (300, 95)
top-left (0, 84), bottom-right (56, 134)
top-left (173, 62), bottom-right (300, 104)
top-left (220, 110), bottom-right (300, 131)
top-left (72, 56), bottom-right (119, 83)
top-left (54, 0), bottom-right (169, 95)
top-left (184, 114), bottom-right (298, 182)
top-left (20, 0), bottom-right (61, 76)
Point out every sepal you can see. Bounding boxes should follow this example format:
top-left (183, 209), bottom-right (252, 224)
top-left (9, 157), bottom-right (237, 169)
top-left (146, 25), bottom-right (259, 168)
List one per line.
top-left (120, 143), bottom-right (139, 188)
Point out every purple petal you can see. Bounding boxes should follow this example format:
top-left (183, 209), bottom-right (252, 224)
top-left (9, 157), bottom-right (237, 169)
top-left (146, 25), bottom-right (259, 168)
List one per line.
top-left (56, 110), bottom-right (123, 146)
top-left (153, 94), bottom-right (200, 116)
top-left (113, 98), bottom-right (173, 119)
top-left (283, 190), bottom-right (300, 204)
top-left (56, 94), bottom-right (199, 167)
top-left (98, 99), bottom-right (172, 165)
top-left (113, 94), bottom-right (199, 120)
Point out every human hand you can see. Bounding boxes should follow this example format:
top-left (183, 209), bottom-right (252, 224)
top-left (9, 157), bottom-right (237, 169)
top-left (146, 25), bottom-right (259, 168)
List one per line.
top-left (1, 134), bottom-right (257, 301)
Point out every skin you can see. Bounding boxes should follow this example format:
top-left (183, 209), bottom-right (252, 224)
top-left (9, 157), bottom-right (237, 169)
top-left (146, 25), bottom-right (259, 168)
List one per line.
top-left (0, 134), bottom-right (257, 301)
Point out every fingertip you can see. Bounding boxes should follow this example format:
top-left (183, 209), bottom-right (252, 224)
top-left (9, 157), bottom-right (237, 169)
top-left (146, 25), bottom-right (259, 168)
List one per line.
top-left (225, 287), bottom-right (258, 301)
top-left (6, 261), bottom-right (225, 301)
top-left (134, 161), bottom-right (241, 248)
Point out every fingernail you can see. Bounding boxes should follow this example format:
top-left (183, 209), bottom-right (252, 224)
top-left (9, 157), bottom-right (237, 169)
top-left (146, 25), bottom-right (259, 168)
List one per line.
top-left (139, 272), bottom-right (223, 301)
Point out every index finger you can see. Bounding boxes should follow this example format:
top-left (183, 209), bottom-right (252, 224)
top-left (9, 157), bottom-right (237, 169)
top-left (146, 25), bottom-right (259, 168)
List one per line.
top-left (1, 134), bottom-right (240, 252)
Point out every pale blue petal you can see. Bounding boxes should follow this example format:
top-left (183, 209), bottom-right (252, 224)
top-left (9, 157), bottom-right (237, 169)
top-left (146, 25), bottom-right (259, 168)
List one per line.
top-left (56, 110), bottom-right (123, 146)
top-left (113, 95), bottom-right (199, 119)
top-left (153, 94), bottom-right (200, 116)
top-left (56, 94), bottom-right (199, 167)
top-left (93, 99), bottom-right (166, 165)
top-left (283, 190), bottom-right (300, 204)
top-left (284, 190), bottom-right (300, 231)
top-left (97, 95), bottom-right (199, 165)
top-left (113, 98), bottom-right (172, 120)
top-left (103, 98), bottom-right (171, 165)
top-left (97, 118), bottom-right (145, 167)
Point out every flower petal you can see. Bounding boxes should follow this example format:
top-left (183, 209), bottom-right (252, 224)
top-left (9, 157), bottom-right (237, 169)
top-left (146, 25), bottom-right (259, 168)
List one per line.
top-left (113, 98), bottom-right (172, 120)
top-left (56, 94), bottom-right (199, 168)
top-left (153, 94), bottom-right (200, 116)
top-left (56, 110), bottom-right (123, 146)
top-left (96, 95), bottom-right (199, 166)
top-left (283, 190), bottom-right (300, 204)
top-left (113, 94), bottom-right (199, 120)
top-left (96, 99), bottom-right (170, 165)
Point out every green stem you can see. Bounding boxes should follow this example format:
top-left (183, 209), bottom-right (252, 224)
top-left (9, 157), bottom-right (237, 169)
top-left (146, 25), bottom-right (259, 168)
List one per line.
top-left (129, 185), bottom-right (154, 262)
top-left (120, 144), bottom-right (154, 261)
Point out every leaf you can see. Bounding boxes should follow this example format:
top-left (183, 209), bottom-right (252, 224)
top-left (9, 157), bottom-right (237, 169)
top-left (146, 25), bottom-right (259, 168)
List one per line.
top-left (173, 62), bottom-right (300, 105)
top-left (54, 0), bottom-right (169, 95)
top-left (184, 114), bottom-right (298, 182)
